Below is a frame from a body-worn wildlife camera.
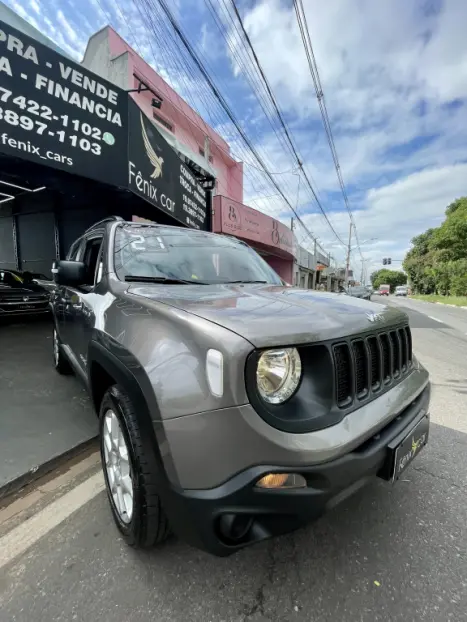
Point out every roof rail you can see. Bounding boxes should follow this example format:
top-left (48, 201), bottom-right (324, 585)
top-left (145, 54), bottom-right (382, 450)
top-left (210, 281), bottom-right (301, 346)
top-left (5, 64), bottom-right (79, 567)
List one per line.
top-left (84, 215), bottom-right (125, 234)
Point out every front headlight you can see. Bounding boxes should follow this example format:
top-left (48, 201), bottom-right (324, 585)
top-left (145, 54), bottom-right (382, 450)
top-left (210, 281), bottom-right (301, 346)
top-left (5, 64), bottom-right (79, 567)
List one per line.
top-left (256, 348), bottom-right (302, 404)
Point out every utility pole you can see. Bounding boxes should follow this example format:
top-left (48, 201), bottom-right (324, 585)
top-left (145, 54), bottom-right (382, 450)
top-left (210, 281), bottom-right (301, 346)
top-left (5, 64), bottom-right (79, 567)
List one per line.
top-left (312, 238), bottom-right (317, 290)
top-left (345, 221), bottom-right (352, 282)
top-left (360, 259), bottom-right (365, 285)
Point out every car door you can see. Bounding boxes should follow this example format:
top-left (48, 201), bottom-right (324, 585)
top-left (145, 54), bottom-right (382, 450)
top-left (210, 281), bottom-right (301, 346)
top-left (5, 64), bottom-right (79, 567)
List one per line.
top-left (68, 234), bottom-right (104, 376)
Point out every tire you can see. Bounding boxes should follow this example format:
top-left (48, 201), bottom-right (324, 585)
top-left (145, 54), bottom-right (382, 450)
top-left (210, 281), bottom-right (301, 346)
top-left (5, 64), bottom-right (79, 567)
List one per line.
top-left (53, 327), bottom-right (73, 375)
top-left (99, 384), bottom-right (170, 548)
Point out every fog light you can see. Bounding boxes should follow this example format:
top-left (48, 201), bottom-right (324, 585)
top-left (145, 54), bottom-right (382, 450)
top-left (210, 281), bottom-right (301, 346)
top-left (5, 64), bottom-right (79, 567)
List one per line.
top-left (256, 473), bottom-right (306, 489)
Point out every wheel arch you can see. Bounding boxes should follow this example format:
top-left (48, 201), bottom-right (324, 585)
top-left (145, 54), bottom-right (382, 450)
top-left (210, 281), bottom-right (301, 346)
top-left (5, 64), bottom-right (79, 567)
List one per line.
top-left (87, 339), bottom-right (180, 489)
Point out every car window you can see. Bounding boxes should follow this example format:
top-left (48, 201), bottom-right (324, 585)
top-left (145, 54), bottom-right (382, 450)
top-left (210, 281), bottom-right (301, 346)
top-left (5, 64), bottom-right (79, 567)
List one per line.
top-left (82, 236), bottom-right (104, 287)
top-left (113, 225), bottom-right (283, 285)
top-left (66, 237), bottom-right (85, 261)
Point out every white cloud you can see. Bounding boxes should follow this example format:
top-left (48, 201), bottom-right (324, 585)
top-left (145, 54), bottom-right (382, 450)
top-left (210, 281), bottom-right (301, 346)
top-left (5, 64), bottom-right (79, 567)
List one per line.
top-left (8, 0), bottom-right (41, 30)
top-left (30, 0), bottom-right (41, 15)
top-left (56, 9), bottom-right (78, 43)
top-left (296, 163), bottom-right (467, 276)
top-left (220, 0), bottom-right (467, 276)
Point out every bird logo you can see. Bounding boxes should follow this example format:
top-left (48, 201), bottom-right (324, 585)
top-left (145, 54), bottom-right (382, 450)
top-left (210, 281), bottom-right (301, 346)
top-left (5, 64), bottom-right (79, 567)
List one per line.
top-left (140, 113), bottom-right (164, 179)
top-left (411, 436), bottom-right (421, 454)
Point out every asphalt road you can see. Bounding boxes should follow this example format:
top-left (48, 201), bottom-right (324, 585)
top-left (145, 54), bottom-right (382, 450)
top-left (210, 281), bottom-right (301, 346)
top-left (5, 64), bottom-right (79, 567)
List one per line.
top-left (1, 297), bottom-right (467, 622)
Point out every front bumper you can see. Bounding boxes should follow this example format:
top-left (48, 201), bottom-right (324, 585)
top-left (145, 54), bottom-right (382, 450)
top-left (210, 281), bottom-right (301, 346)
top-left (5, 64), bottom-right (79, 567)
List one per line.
top-left (165, 382), bottom-right (430, 556)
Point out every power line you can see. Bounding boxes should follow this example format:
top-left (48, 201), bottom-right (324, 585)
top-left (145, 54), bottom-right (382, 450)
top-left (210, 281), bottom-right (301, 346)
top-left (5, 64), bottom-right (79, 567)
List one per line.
top-left (226, 0), bottom-right (346, 249)
top-left (292, 0), bottom-right (364, 260)
top-left (141, 0), bottom-right (327, 250)
top-left (119, 0), bottom-right (275, 204)
top-left (129, 0), bottom-right (306, 217)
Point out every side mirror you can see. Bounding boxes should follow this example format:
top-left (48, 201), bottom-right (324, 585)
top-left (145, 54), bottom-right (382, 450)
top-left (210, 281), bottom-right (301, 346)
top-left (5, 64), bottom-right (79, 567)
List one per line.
top-left (52, 260), bottom-right (86, 286)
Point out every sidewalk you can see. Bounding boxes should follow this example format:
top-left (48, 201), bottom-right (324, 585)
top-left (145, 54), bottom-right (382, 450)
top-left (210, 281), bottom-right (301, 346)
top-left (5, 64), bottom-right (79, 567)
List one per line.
top-left (0, 318), bottom-right (98, 498)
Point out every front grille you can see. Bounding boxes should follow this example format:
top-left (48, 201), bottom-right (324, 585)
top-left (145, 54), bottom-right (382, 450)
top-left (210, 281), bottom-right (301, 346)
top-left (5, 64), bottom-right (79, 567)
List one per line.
top-left (333, 325), bottom-right (413, 408)
top-left (2, 293), bottom-right (47, 302)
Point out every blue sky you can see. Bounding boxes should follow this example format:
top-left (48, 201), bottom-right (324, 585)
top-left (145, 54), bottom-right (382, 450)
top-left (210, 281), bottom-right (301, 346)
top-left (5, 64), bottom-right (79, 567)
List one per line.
top-left (5, 0), bottom-right (467, 277)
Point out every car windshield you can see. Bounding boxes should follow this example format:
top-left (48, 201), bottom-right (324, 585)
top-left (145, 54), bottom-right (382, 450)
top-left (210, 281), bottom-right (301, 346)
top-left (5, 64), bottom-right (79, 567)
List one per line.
top-left (113, 225), bottom-right (283, 286)
top-left (0, 270), bottom-right (23, 286)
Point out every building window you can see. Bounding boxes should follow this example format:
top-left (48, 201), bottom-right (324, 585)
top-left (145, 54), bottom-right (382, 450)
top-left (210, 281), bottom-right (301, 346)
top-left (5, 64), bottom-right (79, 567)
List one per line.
top-left (199, 147), bottom-right (213, 163)
top-left (153, 111), bottom-right (174, 132)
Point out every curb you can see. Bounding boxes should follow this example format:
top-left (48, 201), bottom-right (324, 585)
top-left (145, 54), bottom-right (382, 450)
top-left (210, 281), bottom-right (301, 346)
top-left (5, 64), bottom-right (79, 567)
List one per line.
top-left (408, 298), bottom-right (467, 311)
top-left (0, 436), bottom-right (98, 502)
top-left (435, 302), bottom-right (467, 310)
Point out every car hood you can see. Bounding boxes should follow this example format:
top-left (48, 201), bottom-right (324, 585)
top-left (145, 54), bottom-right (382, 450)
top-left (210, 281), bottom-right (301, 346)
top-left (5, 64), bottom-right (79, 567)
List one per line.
top-left (127, 284), bottom-right (407, 348)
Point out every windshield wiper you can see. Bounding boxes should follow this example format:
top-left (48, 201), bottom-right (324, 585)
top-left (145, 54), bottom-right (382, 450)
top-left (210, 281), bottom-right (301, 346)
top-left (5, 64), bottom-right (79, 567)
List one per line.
top-left (223, 280), bottom-right (268, 284)
top-left (124, 275), bottom-right (208, 285)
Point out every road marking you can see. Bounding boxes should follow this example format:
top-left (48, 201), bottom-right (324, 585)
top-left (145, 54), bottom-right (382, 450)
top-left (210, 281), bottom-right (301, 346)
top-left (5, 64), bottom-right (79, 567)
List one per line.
top-left (0, 471), bottom-right (104, 569)
top-left (428, 315), bottom-right (444, 324)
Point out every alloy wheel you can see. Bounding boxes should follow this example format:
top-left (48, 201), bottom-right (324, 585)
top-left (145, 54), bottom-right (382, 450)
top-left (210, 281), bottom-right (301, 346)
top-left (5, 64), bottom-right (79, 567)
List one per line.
top-left (53, 329), bottom-right (60, 366)
top-left (102, 409), bottom-right (134, 524)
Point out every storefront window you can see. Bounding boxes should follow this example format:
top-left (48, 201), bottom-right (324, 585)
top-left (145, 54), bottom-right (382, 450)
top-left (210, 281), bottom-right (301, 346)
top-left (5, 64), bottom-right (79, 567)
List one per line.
top-left (113, 225), bottom-right (283, 286)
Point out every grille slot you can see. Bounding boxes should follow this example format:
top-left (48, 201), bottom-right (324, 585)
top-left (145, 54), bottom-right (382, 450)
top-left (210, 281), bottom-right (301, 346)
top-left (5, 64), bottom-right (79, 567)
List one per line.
top-left (380, 333), bottom-right (391, 383)
top-left (367, 336), bottom-right (381, 390)
top-left (333, 344), bottom-right (353, 407)
top-left (398, 328), bottom-right (408, 371)
top-left (405, 326), bottom-right (413, 365)
top-left (389, 331), bottom-right (401, 378)
top-left (352, 340), bottom-right (369, 398)
top-left (333, 326), bottom-right (413, 409)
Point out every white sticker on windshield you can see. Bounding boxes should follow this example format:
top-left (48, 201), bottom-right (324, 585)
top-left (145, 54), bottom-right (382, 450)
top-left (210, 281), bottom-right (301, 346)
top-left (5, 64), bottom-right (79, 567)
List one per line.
top-left (128, 234), bottom-right (145, 251)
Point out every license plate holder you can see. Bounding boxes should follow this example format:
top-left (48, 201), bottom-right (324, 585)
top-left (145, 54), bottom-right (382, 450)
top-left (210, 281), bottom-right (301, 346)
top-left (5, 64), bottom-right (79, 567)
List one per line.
top-left (390, 413), bottom-right (430, 482)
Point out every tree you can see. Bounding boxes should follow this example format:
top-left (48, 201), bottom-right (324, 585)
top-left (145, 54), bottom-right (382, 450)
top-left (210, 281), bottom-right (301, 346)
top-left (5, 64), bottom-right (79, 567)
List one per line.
top-left (371, 269), bottom-right (407, 292)
top-left (431, 199), bottom-right (467, 261)
top-left (402, 196), bottom-right (467, 296)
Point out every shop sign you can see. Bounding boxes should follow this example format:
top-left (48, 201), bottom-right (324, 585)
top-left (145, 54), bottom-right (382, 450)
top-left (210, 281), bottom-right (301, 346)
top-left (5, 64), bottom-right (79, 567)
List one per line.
top-left (127, 100), bottom-right (208, 230)
top-left (0, 20), bottom-right (127, 186)
top-left (216, 196), bottom-right (293, 255)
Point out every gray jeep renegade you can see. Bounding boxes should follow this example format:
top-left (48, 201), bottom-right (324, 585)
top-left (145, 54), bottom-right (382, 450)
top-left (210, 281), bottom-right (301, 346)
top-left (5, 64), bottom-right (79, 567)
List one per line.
top-left (51, 217), bottom-right (430, 556)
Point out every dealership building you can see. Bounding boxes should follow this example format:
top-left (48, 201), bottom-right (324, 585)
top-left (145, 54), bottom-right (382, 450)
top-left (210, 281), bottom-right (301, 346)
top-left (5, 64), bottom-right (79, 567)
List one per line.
top-left (0, 9), bottom-right (216, 278)
top-left (0, 7), bottom-right (330, 286)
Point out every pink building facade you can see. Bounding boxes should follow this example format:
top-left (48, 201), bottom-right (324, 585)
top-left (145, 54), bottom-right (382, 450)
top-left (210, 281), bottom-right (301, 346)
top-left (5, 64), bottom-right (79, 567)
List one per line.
top-left (82, 27), bottom-right (243, 203)
top-left (212, 196), bottom-right (294, 283)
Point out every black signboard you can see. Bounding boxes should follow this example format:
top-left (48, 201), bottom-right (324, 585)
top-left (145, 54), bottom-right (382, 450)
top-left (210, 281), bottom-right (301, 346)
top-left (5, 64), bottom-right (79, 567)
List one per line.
top-left (0, 20), bottom-right (127, 186)
top-left (127, 99), bottom-right (207, 230)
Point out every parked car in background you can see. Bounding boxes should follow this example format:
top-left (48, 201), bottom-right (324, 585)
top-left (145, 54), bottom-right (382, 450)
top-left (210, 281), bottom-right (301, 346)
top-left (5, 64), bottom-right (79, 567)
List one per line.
top-left (0, 269), bottom-right (51, 318)
top-left (345, 285), bottom-right (372, 301)
top-left (395, 286), bottom-right (408, 297)
top-left (30, 272), bottom-right (57, 294)
top-left (51, 216), bottom-right (431, 557)
top-left (378, 284), bottom-right (390, 296)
